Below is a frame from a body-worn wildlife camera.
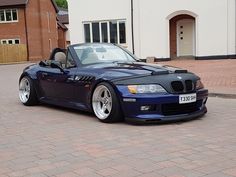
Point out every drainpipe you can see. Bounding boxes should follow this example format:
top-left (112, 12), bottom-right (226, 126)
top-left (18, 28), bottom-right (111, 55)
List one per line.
top-left (131, 0), bottom-right (135, 54)
top-left (38, 0), bottom-right (44, 59)
top-left (227, 0), bottom-right (229, 57)
top-left (24, 8), bottom-right (29, 61)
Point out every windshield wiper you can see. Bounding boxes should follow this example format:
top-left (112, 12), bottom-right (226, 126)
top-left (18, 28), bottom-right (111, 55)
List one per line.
top-left (112, 60), bottom-right (135, 64)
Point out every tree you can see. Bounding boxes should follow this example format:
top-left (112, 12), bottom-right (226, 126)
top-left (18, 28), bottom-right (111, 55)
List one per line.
top-left (55, 0), bottom-right (68, 9)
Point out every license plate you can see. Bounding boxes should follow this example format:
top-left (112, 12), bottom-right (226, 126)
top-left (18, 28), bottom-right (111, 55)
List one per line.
top-left (179, 93), bottom-right (197, 104)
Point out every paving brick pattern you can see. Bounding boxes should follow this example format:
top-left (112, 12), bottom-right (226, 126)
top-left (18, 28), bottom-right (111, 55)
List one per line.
top-left (0, 64), bottom-right (236, 177)
top-left (158, 59), bottom-right (236, 95)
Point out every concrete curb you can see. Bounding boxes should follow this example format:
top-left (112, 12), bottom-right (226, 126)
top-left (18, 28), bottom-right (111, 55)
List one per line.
top-left (209, 93), bottom-right (236, 99)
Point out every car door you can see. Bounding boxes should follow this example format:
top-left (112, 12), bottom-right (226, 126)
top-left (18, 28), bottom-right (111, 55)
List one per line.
top-left (38, 52), bottom-right (78, 102)
top-left (38, 67), bottom-right (77, 102)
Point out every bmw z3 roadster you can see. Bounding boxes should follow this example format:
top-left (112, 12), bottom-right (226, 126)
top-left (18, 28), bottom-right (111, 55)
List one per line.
top-left (19, 43), bottom-right (208, 123)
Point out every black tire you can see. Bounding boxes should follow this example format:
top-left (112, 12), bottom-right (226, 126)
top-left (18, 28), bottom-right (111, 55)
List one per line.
top-left (92, 82), bottom-right (124, 123)
top-left (19, 76), bottom-right (38, 106)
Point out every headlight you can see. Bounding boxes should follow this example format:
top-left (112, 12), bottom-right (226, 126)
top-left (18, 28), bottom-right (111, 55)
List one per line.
top-left (128, 84), bottom-right (167, 94)
top-left (196, 80), bottom-right (204, 89)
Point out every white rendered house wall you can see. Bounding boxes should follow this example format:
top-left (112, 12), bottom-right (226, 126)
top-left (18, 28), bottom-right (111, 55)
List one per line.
top-left (68, 0), bottom-right (236, 59)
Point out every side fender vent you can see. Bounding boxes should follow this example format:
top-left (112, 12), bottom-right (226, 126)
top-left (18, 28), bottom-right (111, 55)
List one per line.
top-left (78, 76), bottom-right (95, 82)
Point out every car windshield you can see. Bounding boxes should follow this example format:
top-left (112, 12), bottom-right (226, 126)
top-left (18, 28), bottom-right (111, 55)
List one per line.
top-left (73, 44), bottom-right (136, 65)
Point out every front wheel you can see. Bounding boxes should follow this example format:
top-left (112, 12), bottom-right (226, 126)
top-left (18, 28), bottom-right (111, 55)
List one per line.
top-left (19, 76), bottom-right (38, 106)
top-left (92, 82), bottom-right (123, 123)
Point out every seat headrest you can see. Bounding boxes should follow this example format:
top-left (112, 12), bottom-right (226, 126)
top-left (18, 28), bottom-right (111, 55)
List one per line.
top-left (55, 52), bottom-right (66, 64)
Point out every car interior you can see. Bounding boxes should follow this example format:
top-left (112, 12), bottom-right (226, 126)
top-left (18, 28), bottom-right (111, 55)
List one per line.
top-left (39, 48), bottom-right (67, 68)
top-left (54, 52), bottom-right (66, 68)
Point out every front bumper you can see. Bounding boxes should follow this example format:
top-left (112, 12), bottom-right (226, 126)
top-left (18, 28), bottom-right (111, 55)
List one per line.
top-left (126, 106), bottom-right (207, 123)
top-left (116, 86), bottom-right (208, 123)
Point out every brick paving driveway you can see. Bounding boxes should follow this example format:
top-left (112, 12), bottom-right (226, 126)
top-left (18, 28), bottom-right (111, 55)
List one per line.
top-left (0, 64), bottom-right (236, 177)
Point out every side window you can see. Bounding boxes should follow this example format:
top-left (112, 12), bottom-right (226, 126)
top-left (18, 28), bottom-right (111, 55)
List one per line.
top-left (66, 51), bottom-right (76, 68)
top-left (0, 9), bottom-right (18, 22)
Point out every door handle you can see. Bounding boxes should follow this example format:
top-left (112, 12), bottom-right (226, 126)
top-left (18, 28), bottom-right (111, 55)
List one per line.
top-left (41, 72), bottom-right (48, 77)
top-left (67, 77), bottom-right (74, 81)
top-left (67, 76), bottom-right (75, 82)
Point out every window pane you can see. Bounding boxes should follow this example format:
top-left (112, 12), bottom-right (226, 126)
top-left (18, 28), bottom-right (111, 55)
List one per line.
top-left (2, 40), bottom-right (7, 44)
top-left (15, 39), bottom-right (20, 44)
top-left (119, 21), bottom-right (126, 44)
top-left (92, 23), bottom-right (100, 42)
top-left (6, 10), bottom-right (12, 21)
top-left (12, 9), bottom-right (17, 21)
top-left (84, 24), bottom-right (91, 43)
top-left (0, 10), bottom-right (4, 21)
top-left (8, 40), bottom-right (13, 44)
top-left (101, 23), bottom-right (108, 43)
top-left (110, 21), bottom-right (118, 43)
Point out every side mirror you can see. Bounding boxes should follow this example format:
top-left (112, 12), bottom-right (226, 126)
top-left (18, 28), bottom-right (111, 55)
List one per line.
top-left (50, 62), bottom-right (65, 73)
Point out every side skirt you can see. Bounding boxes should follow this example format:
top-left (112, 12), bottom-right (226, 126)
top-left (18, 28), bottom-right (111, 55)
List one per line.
top-left (39, 97), bottom-right (91, 112)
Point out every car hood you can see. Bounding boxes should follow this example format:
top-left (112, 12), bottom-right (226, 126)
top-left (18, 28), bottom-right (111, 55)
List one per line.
top-left (85, 62), bottom-right (200, 94)
top-left (84, 62), bottom-right (190, 80)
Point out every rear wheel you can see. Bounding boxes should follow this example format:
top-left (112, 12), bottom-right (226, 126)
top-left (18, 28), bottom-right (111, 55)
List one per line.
top-left (92, 82), bottom-right (123, 123)
top-left (19, 76), bottom-right (38, 106)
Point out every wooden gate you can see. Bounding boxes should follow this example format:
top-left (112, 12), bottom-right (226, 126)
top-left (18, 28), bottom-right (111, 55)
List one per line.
top-left (0, 44), bottom-right (27, 64)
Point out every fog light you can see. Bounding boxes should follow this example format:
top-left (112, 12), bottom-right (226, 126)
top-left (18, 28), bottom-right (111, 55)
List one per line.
top-left (141, 106), bottom-right (152, 111)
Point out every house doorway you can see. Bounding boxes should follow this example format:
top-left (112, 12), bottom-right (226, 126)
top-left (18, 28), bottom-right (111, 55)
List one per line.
top-left (169, 14), bottom-right (196, 59)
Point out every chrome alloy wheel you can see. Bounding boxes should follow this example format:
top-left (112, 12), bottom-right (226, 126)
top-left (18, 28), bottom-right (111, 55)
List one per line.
top-left (19, 77), bottom-right (31, 103)
top-left (92, 85), bottom-right (113, 120)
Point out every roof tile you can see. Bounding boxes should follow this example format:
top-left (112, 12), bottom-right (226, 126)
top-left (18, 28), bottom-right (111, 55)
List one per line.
top-left (0, 0), bottom-right (28, 7)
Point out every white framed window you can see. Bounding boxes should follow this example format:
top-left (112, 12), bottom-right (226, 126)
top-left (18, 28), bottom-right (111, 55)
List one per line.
top-left (83, 20), bottom-right (126, 44)
top-left (0, 39), bottom-right (20, 45)
top-left (0, 9), bottom-right (18, 23)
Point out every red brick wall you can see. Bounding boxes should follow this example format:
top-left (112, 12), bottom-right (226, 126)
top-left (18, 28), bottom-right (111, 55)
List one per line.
top-left (169, 15), bottom-right (195, 59)
top-left (26, 0), bottom-right (58, 61)
top-left (58, 28), bottom-right (66, 49)
top-left (0, 8), bottom-right (27, 45)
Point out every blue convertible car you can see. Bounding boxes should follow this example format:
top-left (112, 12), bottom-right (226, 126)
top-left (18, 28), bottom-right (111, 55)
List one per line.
top-left (19, 43), bottom-right (208, 123)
